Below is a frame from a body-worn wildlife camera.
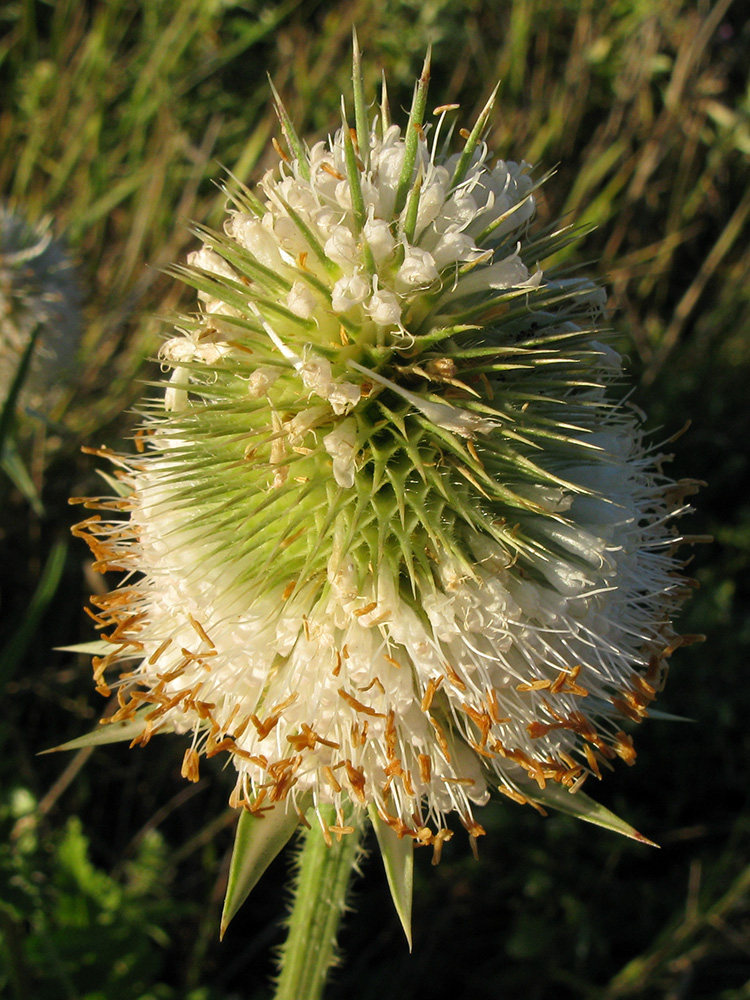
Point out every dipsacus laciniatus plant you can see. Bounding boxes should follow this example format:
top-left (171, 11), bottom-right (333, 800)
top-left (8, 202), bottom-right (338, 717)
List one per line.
top-left (74, 50), bottom-right (700, 857)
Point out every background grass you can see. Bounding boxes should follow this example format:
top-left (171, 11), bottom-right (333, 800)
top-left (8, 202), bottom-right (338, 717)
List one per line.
top-left (1, 1), bottom-right (748, 997)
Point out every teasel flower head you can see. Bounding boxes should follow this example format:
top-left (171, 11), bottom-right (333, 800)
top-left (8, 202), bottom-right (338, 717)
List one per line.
top-left (73, 45), bottom-right (701, 862)
top-left (1, 205), bottom-right (82, 413)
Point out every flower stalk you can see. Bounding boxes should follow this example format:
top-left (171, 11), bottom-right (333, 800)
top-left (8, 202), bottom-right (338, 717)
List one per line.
top-left (274, 805), bottom-right (365, 1000)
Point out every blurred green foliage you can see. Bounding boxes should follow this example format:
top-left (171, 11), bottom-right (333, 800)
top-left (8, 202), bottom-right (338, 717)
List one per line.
top-left (1, 0), bottom-right (749, 997)
top-left (0, 793), bottom-right (192, 1000)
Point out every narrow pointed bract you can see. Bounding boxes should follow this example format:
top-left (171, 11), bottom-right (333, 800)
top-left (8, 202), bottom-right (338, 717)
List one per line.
top-left (74, 48), bottom-right (699, 870)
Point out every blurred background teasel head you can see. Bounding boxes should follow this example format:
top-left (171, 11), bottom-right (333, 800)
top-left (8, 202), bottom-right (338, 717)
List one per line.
top-left (0, 205), bottom-right (82, 415)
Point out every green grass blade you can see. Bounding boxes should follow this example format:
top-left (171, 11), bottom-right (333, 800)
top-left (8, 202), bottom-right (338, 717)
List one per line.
top-left (1, 445), bottom-right (43, 516)
top-left (0, 323), bottom-right (41, 460)
top-left (0, 537), bottom-right (67, 691)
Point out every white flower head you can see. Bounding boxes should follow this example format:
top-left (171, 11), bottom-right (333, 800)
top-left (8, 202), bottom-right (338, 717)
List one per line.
top-left (74, 47), bottom-right (700, 863)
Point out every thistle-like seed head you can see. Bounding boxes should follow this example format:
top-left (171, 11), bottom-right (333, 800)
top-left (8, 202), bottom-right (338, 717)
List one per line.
top-left (73, 49), bottom-right (699, 852)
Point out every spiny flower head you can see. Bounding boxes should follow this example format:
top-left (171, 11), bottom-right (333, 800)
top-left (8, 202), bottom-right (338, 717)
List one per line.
top-left (1, 205), bottom-right (81, 412)
top-left (74, 47), bottom-right (700, 855)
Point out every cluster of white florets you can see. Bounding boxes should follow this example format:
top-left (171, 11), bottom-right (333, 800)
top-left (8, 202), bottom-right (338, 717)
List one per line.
top-left (159, 116), bottom-right (540, 432)
top-left (263, 124), bottom-right (540, 315)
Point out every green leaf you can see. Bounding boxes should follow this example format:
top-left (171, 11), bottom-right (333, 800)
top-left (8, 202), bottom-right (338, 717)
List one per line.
top-left (39, 710), bottom-right (164, 754)
top-left (57, 816), bottom-right (121, 906)
top-left (368, 806), bottom-right (413, 949)
top-left (526, 781), bottom-right (658, 846)
top-left (221, 803), bottom-right (300, 938)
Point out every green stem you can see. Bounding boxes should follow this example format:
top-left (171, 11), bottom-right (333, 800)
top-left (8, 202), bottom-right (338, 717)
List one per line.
top-left (274, 805), bottom-right (365, 1000)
